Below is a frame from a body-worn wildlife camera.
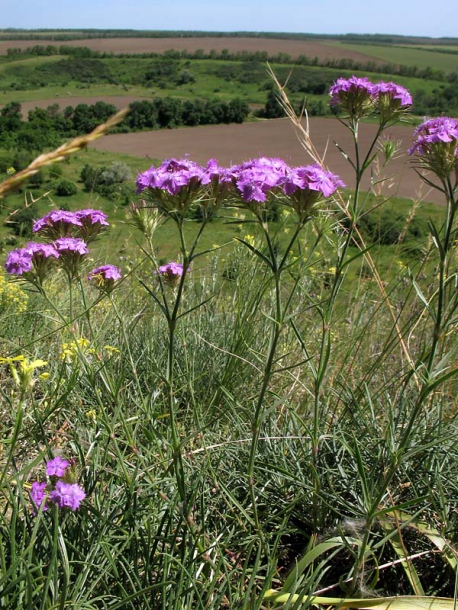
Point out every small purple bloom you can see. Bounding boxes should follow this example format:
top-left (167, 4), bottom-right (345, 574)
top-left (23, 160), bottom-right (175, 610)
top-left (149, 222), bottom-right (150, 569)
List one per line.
top-left (54, 237), bottom-right (89, 256)
top-left (157, 262), bottom-right (186, 286)
top-left (4, 248), bottom-right (33, 275)
top-left (33, 210), bottom-right (82, 238)
top-left (232, 157), bottom-right (289, 203)
top-left (30, 482), bottom-right (48, 513)
top-left (24, 242), bottom-right (60, 260)
top-left (46, 456), bottom-right (69, 478)
top-left (375, 81), bottom-right (412, 107)
top-left (88, 265), bottom-right (122, 282)
top-left (75, 209), bottom-right (109, 227)
top-left (49, 481), bottom-right (86, 511)
top-left (136, 158), bottom-right (205, 196)
top-left (408, 116), bottom-right (458, 178)
top-left (329, 76), bottom-right (377, 113)
top-left (88, 265), bottom-right (122, 292)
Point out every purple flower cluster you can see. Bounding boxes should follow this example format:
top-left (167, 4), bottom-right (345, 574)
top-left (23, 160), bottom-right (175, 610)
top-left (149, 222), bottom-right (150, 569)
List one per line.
top-left (4, 242), bottom-right (60, 283)
top-left (156, 262), bottom-right (185, 286)
top-left (329, 75), bottom-right (412, 120)
top-left (408, 116), bottom-right (458, 178)
top-left (136, 158), bottom-right (205, 196)
top-left (5, 209), bottom-right (121, 289)
top-left (88, 264), bottom-right (122, 293)
top-left (33, 209), bottom-right (109, 242)
top-left (136, 156), bottom-right (344, 219)
top-left (30, 456), bottom-right (86, 514)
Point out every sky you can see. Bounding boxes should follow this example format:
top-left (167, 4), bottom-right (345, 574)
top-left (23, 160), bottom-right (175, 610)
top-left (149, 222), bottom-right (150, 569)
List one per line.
top-left (2, 0), bottom-right (457, 39)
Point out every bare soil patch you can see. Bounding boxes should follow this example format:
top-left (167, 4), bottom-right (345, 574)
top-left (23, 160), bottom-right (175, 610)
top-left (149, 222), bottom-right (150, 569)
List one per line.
top-left (0, 37), bottom-right (380, 64)
top-left (90, 117), bottom-right (440, 204)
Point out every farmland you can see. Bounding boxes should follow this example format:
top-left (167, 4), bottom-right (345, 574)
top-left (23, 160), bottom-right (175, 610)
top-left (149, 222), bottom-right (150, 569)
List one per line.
top-left (2, 31), bottom-right (458, 608)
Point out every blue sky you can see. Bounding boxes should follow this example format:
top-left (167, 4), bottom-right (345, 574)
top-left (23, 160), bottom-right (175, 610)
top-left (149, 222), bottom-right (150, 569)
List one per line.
top-left (2, 0), bottom-right (457, 39)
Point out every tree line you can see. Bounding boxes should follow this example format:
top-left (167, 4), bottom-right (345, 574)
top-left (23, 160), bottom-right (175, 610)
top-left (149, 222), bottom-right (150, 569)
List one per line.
top-left (0, 97), bottom-right (250, 151)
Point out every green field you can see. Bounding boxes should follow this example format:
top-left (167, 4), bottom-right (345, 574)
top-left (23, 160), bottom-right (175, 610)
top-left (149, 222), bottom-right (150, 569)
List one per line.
top-left (335, 42), bottom-right (458, 72)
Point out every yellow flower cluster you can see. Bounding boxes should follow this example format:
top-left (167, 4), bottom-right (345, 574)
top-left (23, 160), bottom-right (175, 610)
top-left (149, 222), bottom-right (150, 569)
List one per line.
top-left (0, 271), bottom-right (28, 313)
top-left (60, 338), bottom-right (95, 362)
top-left (0, 355), bottom-right (47, 393)
top-left (60, 338), bottom-right (119, 363)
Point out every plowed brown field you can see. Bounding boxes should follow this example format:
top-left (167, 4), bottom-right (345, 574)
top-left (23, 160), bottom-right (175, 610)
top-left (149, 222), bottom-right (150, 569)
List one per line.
top-left (90, 117), bottom-right (440, 204)
top-left (0, 37), bottom-right (379, 64)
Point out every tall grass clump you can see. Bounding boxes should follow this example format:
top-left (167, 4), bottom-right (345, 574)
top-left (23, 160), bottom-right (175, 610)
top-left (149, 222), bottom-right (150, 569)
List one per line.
top-left (1, 75), bottom-right (458, 609)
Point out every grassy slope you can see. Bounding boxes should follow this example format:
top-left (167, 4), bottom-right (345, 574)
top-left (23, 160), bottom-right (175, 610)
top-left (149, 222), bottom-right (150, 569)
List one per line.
top-left (334, 42), bottom-right (458, 72)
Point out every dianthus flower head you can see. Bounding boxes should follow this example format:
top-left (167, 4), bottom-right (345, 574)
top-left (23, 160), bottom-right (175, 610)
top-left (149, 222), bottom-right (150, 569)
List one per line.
top-left (374, 81), bottom-right (412, 122)
top-left (136, 158), bottom-right (206, 219)
top-left (54, 238), bottom-right (89, 280)
top-left (22, 242), bottom-right (60, 284)
top-left (281, 164), bottom-right (344, 218)
top-left (329, 76), bottom-right (377, 119)
top-left (156, 261), bottom-right (185, 286)
top-left (88, 264), bottom-right (122, 293)
top-left (33, 210), bottom-right (82, 239)
top-left (4, 248), bottom-right (33, 276)
top-left (232, 157), bottom-right (289, 206)
top-left (46, 456), bottom-right (69, 478)
top-left (49, 481), bottom-right (86, 511)
top-left (408, 116), bottom-right (458, 180)
top-left (54, 237), bottom-right (89, 256)
top-left (30, 482), bottom-right (48, 513)
top-left (75, 209), bottom-right (109, 242)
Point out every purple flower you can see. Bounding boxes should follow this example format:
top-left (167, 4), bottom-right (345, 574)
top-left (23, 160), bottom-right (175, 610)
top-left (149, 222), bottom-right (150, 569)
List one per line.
top-left (4, 248), bottom-right (33, 275)
top-left (157, 262), bottom-right (185, 286)
top-left (329, 76), bottom-right (377, 117)
top-left (75, 209), bottom-right (109, 226)
top-left (136, 158), bottom-right (205, 196)
top-left (281, 165), bottom-right (344, 217)
top-left (49, 481), bottom-right (86, 511)
top-left (24, 242), bottom-right (60, 260)
top-left (30, 482), bottom-right (48, 513)
top-left (75, 209), bottom-right (109, 242)
top-left (408, 116), bottom-right (458, 178)
top-left (88, 265), bottom-right (122, 292)
top-left (33, 210), bottom-right (82, 239)
top-left (232, 157), bottom-right (289, 204)
top-left (46, 456), bottom-right (69, 478)
top-left (375, 81), bottom-right (412, 108)
top-left (54, 237), bottom-right (89, 256)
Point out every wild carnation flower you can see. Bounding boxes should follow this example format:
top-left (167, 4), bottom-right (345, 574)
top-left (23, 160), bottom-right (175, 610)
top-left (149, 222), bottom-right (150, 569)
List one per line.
top-left (49, 481), bottom-right (86, 511)
top-left (375, 81), bottom-right (412, 107)
top-left (54, 237), bottom-right (89, 256)
top-left (30, 482), bottom-right (48, 513)
top-left (88, 265), bottom-right (122, 293)
top-left (4, 248), bottom-right (33, 275)
top-left (75, 209), bottom-right (109, 242)
top-left (281, 165), bottom-right (344, 217)
top-left (54, 238), bottom-right (89, 280)
top-left (46, 456), bottom-right (69, 478)
top-left (408, 116), bottom-right (458, 179)
top-left (374, 81), bottom-right (412, 122)
top-left (157, 262), bottom-right (185, 286)
top-left (232, 157), bottom-right (289, 204)
top-left (136, 158), bottom-right (205, 196)
top-left (329, 76), bottom-right (377, 118)
top-left (33, 210), bottom-right (82, 239)
top-left (136, 158), bottom-right (206, 218)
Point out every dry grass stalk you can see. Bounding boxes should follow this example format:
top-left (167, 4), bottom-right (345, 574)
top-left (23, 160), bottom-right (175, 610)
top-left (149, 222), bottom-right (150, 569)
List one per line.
top-left (0, 108), bottom-right (129, 199)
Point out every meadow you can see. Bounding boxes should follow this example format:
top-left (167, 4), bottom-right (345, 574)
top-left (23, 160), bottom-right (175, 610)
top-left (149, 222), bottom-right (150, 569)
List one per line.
top-left (1, 32), bottom-right (458, 609)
